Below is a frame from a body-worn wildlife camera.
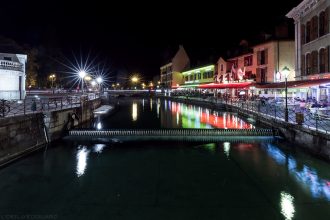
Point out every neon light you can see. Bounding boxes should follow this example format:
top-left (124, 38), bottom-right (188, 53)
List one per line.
top-left (182, 65), bottom-right (214, 76)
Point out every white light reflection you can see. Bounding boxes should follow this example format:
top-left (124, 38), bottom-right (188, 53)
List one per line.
top-left (132, 102), bottom-right (138, 121)
top-left (280, 191), bottom-right (295, 220)
top-left (93, 144), bottom-right (106, 153)
top-left (150, 98), bottom-right (153, 111)
top-left (224, 142), bottom-right (231, 159)
top-left (157, 99), bottom-right (160, 118)
top-left (142, 99), bottom-right (145, 111)
top-left (97, 122), bottom-right (102, 130)
top-left (76, 146), bottom-right (90, 177)
top-left (176, 111), bottom-right (179, 125)
top-left (265, 143), bottom-right (330, 201)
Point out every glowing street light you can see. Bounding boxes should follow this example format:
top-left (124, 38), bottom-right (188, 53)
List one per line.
top-left (131, 76), bottom-right (139, 90)
top-left (78, 70), bottom-right (87, 93)
top-left (49, 74), bottom-right (56, 94)
top-left (91, 80), bottom-right (96, 87)
top-left (96, 76), bottom-right (103, 92)
top-left (96, 77), bottom-right (103, 84)
top-left (131, 77), bottom-right (138, 83)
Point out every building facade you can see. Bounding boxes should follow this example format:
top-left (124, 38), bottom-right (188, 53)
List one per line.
top-left (287, 0), bottom-right (330, 101)
top-left (160, 45), bottom-right (190, 89)
top-left (254, 40), bottom-right (295, 83)
top-left (0, 53), bottom-right (27, 100)
top-left (182, 65), bottom-right (215, 87)
top-left (215, 40), bottom-right (295, 84)
top-left (287, 0), bottom-right (330, 80)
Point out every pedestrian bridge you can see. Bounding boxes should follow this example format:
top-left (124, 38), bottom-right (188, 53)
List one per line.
top-left (67, 128), bottom-right (280, 142)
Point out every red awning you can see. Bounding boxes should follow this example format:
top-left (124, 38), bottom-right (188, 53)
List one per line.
top-left (256, 78), bottom-right (330, 89)
top-left (290, 78), bottom-right (330, 88)
top-left (198, 82), bottom-right (253, 89)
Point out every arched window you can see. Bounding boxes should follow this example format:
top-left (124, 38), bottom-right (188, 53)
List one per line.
top-left (319, 48), bottom-right (326, 73)
top-left (306, 21), bottom-right (311, 43)
top-left (319, 11), bottom-right (325, 36)
top-left (312, 16), bottom-right (318, 40)
top-left (311, 51), bottom-right (318, 74)
top-left (301, 54), bottom-right (305, 76)
top-left (301, 24), bottom-right (305, 45)
top-left (306, 53), bottom-right (312, 75)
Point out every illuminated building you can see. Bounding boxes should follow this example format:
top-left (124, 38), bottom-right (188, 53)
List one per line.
top-left (287, 0), bottom-right (330, 101)
top-left (181, 65), bottom-right (215, 86)
top-left (0, 53), bottom-right (27, 100)
top-left (160, 45), bottom-right (190, 90)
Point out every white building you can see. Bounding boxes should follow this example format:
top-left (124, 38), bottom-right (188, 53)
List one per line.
top-left (287, 0), bottom-right (330, 101)
top-left (0, 53), bottom-right (27, 100)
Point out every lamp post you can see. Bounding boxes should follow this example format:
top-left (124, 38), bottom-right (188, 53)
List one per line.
top-left (131, 76), bottom-right (139, 90)
top-left (282, 66), bottom-right (290, 122)
top-left (96, 76), bottom-right (103, 93)
top-left (78, 70), bottom-right (87, 93)
top-left (49, 74), bottom-right (56, 94)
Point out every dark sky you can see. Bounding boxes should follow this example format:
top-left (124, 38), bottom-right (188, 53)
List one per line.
top-left (0, 0), bottom-right (302, 79)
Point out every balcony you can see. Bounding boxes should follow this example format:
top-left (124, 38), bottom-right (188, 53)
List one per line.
top-left (0, 60), bottom-right (24, 72)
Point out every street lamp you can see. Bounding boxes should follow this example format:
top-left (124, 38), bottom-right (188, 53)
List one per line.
top-left (78, 70), bottom-right (87, 93)
top-left (282, 66), bottom-right (290, 122)
top-left (131, 76), bottom-right (139, 90)
top-left (96, 77), bottom-right (103, 92)
top-left (49, 74), bottom-right (56, 93)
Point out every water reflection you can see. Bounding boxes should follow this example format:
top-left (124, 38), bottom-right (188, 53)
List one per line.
top-left (93, 144), bottom-right (106, 153)
top-left (76, 146), bottom-right (90, 177)
top-left (280, 191), bottom-right (295, 220)
top-left (223, 142), bottom-right (231, 159)
top-left (132, 102), bottom-right (138, 121)
top-left (166, 101), bottom-right (253, 129)
top-left (263, 143), bottom-right (330, 201)
top-left (97, 122), bottom-right (102, 130)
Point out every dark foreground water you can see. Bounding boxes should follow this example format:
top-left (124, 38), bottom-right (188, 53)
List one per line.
top-left (0, 98), bottom-right (330, 220)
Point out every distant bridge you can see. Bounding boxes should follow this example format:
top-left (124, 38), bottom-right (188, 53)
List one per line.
top-left (67, 128), bottom-right (280, 142)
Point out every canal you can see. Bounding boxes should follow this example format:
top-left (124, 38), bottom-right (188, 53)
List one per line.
top-left (0, 98), bottom-right (330, 219)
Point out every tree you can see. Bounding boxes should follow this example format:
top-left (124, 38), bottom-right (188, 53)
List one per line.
top-left (25, 47), bottom-right (39, 87)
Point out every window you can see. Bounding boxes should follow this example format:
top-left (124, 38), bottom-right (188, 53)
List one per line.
top-left (257, 50), bottom-right (268, 65)
top-left (306, 53), bottom-right (312, 75)
top-left (306, 21), bottom-right (311, 43)
top-left (244, 71), bottom-right (252, 79)
top-left (319, 11), bottom-right (325, 37)
top-left (301, 55), bottom-right (305, 76)
top-left (3, 57), bottom-right (11, 61)
top-left (185, 76), bottom-right (188, 81)
top-left (311, 50), bottom-right (318, 74)
top-left (203, 72), bottom-right (207, 79)
top-left (320, 48), bottom-right (326, 73)
top-left (244, 55), bottom-right (253, 66)
top-left (220, 64), bottom-right (223, 71)
top-left (198, 72), bottom-right (201, 79)
top-left (301, 24), bottom-right (305, 45)
top-left (312, 16), bottom-right (318, 41)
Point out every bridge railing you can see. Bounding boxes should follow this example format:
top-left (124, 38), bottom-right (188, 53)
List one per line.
top-left (0, 93), bottom-right (100, 118)
top-left (171, 96), bottom-right (330, 134)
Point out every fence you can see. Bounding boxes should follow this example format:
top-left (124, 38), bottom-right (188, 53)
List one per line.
top-left (0, 93), bottom-right (100, 118)
top-left (170, 96), bottom-right (330, 134)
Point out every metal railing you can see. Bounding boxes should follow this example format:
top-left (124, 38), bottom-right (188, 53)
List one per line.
top-left (0, 93), bottom-right (100, 118)
top-left (170, 95), bottom-right (330, 134)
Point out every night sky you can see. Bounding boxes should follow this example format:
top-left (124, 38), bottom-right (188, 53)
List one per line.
top-left (0, 0), bottom-right (302, 80)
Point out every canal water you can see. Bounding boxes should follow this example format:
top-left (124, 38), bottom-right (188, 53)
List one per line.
top-left (0, 98), bottom-right (330, 220)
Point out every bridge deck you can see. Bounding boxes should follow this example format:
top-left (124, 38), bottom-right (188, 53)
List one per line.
top-left (69, 128), bottom-right (279, 137)
top-left (67, 128), bottom-right (280, 142)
